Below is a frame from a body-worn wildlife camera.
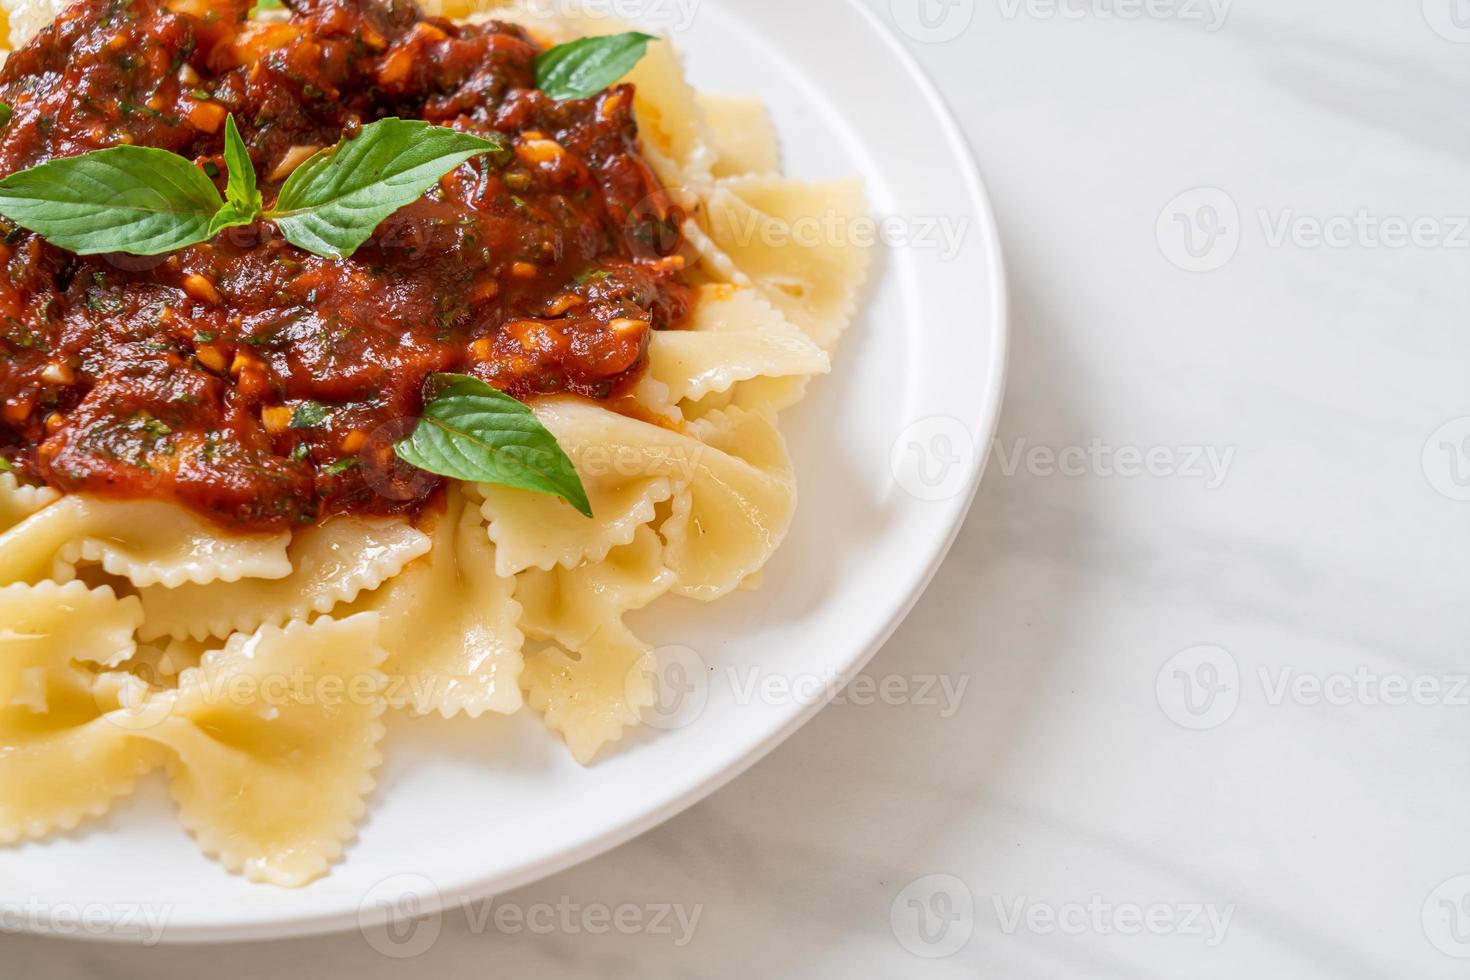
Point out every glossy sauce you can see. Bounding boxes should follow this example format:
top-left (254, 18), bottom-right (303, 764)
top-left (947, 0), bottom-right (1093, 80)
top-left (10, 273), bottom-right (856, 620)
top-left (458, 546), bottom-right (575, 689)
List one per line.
top-left (0, 0), bottom-right (691, 528)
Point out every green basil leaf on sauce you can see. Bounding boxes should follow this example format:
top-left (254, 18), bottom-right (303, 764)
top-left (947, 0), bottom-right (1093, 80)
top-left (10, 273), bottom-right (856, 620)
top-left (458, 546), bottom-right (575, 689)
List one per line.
top-left (0, 102), bottom-right (12, 128)
top-left (0, 456), bottom-right (11, 472)
top-left (208, 202), bottom-right (256, 236)
top-left (0, 146), bottom-right (224, 255)
top-left (267, 119), bottom-right (501, 259)
top-left (395, 373), bottom-right (592, 518)
top-left (534, 32), bottom-right (656, 101)
top-left (221, 114), bottom-right (261, 220)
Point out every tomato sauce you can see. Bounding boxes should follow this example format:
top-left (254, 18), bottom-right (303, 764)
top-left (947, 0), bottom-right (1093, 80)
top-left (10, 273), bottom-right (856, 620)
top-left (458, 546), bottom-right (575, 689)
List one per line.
top-left (0, 0), bottom-right (691, 529)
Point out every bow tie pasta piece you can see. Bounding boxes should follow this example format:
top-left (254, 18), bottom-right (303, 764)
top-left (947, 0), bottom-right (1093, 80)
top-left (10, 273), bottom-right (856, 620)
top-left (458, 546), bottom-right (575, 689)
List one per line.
top-left (698, 94), bottom-right (780, 179)
top-left (660, 407), bottom-right (797, 601)
top-left (699, 176), bottom-right (872, 353)
top-left (478, 396), bottom-right (697, 576)
top-left (353, 485), bottom-right (525, 718)
top-left (0, 494), bottom-right (291, 588)
top-left (515, 527), bottom-right (675, 763)
top-left (522, 625), bottom-right (656, 766)
top-left (0, 472), bottom-right (59, 532)
top-left (682, 375), bottom-right (814, 422)
top-left (0, 581), bottom-right (164, 843)
top-left (627, 373), bottom-right (683, 425)
top-left (625, 35), bottom-right (715, 196)
top-left (646, 283), bottom-right (830, 406)
top-left (516, 525), bottom-right (674, 650)
top-left (136, 516), bottom-right (432, 642)
top-left (0, 581), bottom-right (142, 675)
top-left (679, 216), bottom-right (743, 286)
top-left (136, 615), bottom-right (389, 887)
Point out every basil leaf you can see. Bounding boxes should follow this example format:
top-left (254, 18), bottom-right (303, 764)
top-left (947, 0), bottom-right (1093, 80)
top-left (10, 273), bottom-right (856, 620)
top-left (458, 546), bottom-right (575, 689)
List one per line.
top-left (0, 457), bottom-right (11, 472)
top-left (267, 119), bottom-right (501, 259)
top-left (208, 200), bottom-right (256, 236)
top-left (0, 146), bottom-right (224, 255)
top-left (395, 373), bottom-right (592, 517)
top-left (0, 102), bottom-right (12, 128)
top-left (534, 32), bottom-right (656, 101)
top-left (209, 120), bottom-right (261, 236)
top-left (221, 114), bottom-right (261, 218)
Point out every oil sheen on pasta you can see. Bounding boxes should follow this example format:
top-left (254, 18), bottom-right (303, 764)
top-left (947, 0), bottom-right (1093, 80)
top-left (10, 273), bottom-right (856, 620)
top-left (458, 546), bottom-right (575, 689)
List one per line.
top-left (0, 0), bottom-right (692, 529)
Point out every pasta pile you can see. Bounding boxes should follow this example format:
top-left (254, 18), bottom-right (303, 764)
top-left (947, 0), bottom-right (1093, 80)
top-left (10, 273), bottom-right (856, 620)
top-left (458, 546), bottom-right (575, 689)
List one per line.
top-left (0, 0), bottom-right (870, 885)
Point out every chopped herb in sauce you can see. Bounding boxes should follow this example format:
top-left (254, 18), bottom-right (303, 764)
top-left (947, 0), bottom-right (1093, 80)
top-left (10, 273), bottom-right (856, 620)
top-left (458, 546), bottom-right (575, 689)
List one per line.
top-left (290, 401), bottom-right (328, 429)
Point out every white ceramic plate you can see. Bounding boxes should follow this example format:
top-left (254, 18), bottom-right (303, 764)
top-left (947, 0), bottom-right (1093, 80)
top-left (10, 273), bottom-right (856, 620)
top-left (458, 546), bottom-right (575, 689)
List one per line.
top-left (0, 0), bottom-right (1006, 942)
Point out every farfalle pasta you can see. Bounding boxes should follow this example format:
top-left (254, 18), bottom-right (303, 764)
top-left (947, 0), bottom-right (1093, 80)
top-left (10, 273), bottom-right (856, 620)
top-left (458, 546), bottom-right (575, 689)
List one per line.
top-left (647, 283), bottom-right (831, 404)
top-left (0, 0), bottom-right (870, 886)
top-left (134, 515), bottom-right (432, 641)
top-left (700, 175), bottom-right (873, 352)
top-left (0, 494), bottom-right (292, 588)
top-left (0, 581), bottom-right (157, 843)
top-left (698, 94), bottom-right (781, 179)
top-left (353, 484), bottom-right (525, 717)
top-left (139, 615), bottom-right (390, 887)
top-left (0, 471), bottom-right (57, 531)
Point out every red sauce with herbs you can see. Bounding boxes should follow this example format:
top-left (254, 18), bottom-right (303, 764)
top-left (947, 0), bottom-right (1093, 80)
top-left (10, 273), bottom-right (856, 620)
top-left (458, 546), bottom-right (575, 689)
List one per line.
top-left (0, 0), bottom-right (690, 529)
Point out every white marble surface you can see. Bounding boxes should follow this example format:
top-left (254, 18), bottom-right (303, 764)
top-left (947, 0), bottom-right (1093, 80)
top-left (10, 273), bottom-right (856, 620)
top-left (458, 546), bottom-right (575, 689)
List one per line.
top-left (12, 0), bottom-right (1470, 975)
